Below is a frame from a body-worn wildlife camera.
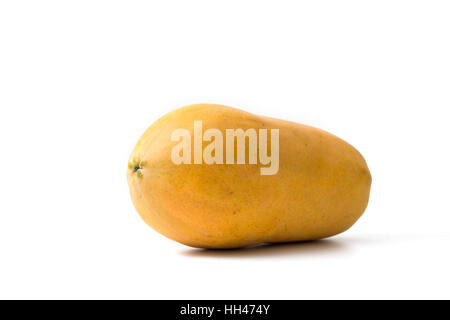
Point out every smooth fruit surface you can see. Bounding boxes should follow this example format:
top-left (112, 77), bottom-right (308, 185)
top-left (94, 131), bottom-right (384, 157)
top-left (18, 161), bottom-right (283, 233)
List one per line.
top-left (127, 104), bottom-right (371, 248)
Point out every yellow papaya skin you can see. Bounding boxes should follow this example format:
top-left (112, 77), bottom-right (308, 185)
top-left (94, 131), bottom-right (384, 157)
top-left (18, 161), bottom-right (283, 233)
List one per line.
top-left (127, 104), bottom-right (371, 248)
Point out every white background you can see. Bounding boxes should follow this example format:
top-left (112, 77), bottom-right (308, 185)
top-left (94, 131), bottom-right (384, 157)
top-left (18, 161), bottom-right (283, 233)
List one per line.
top-left (1, 1), bottom-right (449, 299)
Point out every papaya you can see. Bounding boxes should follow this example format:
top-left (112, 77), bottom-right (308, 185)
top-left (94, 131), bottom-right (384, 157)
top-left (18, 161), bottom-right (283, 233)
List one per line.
top-left (127, 104), bottom-right (371, 248)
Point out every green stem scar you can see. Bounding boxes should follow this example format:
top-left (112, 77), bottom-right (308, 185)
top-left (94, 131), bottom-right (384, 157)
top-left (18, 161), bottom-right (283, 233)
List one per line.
top-left (129, 158), bottom-right (144, 178)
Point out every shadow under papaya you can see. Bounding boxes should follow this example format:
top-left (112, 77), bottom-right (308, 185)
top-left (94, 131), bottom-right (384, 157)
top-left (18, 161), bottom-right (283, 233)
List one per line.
top-left (179, 238), bottom-right (349, 258)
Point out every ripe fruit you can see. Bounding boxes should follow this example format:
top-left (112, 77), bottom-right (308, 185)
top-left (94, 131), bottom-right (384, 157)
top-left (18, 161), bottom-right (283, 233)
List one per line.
top-left (127, 104), bottom-right (371, 248)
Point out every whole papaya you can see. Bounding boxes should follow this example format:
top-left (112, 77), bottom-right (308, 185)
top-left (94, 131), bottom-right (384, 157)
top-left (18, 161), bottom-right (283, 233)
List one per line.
top-left (127, 104), bottom-right (371, 248)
